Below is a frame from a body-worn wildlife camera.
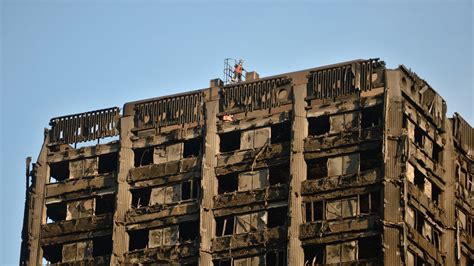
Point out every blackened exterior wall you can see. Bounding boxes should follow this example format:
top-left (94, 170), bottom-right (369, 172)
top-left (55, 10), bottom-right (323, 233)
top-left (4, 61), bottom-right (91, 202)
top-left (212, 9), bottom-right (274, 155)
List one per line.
top-left (20, 59), bottom-right (473, 265)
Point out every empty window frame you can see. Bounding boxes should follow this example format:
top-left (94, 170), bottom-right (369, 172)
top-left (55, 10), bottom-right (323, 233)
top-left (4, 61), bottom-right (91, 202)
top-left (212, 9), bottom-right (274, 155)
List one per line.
top-left (215, 215), bottom-right (235, 237)
top-left (42, 244), bottom-right (63, 264)
top-left (412, 207), bottom-right (442, 248)
top-left (179, 221), bottom-right (199, 242)
top-left (267, 206), bottom-right (288, 228)
top-left (408, 164), bottom-right (442, 204)
top-left (304, 191), bottom-right (380, 223)
top-left (306, 157), bottom-right (328, 180)
top-left (133, 147), bottom-right (153, 167)
top-left (131, 187), bottom-right (151, 208)
top-left (128, 229), bottom-right (149, 251)
top-left (358, 236), bottom-right (381, 260)
top-left (308, 115), bottom-right (330, 136)
top-left (265, 250), bottom-right (286, 266)
top-left (92, 235), bottom-right (113, 257)
top-left (269, 164), bottom-right (290, 186)
top-left (432, 143), bottom-right (442, 163)
top-left (305, 201), bottom-right (324, 223)
top-left (219, 131), bottom-right (241, 153)
top-left (303, 244), bottom-right (324, 265)
top-left (95, 194), bottom-right (115, 215)
top-left (217, 173), bottom-right (239, 194)
top-left (46, 202), bottom-right (67, 223)
top-left (181, 179), bottom-right (200, 200)
top-left (212, 259), bottom-right (231, 266)
top-left (98, 153), bottom-right (118, 174)
top-left (183, 138), bottom-right (202, 158)
top-left (360, 150), bottom-right (382, 172)
top-left (414, 126), bottom-right (424, 147)
top-left (49, 161), bottom-right (69, 183)
top-left (271, 121), bottom-right (291, 144)
top-left (361, 104), bottom-right (383, 128)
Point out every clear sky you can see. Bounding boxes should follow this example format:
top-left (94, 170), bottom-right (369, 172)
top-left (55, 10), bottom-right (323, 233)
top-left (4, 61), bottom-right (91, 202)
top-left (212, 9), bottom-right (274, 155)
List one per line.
top-left (1, 0), bottom-right (472, 264)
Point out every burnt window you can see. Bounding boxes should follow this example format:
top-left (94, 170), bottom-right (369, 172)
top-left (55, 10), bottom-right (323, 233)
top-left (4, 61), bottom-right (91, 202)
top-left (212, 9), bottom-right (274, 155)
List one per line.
top-left (98, 153), bottom-right (118, 174)
top-left (305, 201), bottom-right (323, 222)
top-left (213, 259), bottom-right (231, 266)
top-left (360, 194), bottom-right (370, 214)
top-left (215, 216), bottom-right (234, 237)
top-left (217, 173), bottom-right (239, 194)
top-left (269, 164), bottom-right (289, 185)
top-left (128, 229), bottom-right (149, 251)
top-left (50, 161), bottom-right (69, 182)
top-left (360, 150), bottom-right (381, 172)
top-left (358, 236), bottom-right (380, 260)
top-left (414, 168), bottom-right (425, 190)
top-left (95, 194), bottom-right (115, 215)
top-left (307, 157), bottom-right (328, 180)
top-left (414, 126), bottom-right (424, 147)
top-left (219, 131), bottom-right (241, 152)
top-left (360, 191), bottom-right (381, 215)
top-left (432, 144), bottom-right (442, 163)
top-left (370, 191), bottom-right (381, 213)
top-left (271, 121), bottom-right (291, 143)
top-left (361, 105), bottom-right (383, 128)
top-left (268, 206), bottom-right (288, 228)
top-left (266, 250), bottom-right (286, 266)
top-left (179, 221), bottom-right (199, 242)
top-left (46, 202), bottom-right (67, 223)
top-left (432, 184), bottom-right (441, 205)
top-left (42, 244), bottom-right (63, 264)
top-left (308, 115), bottom-right (330, 136)
top-left (303, 244), bottom-right (324, 265)
top-left (183, 138), bottom-right (202, 158)
top-left (92, 235), bottom-right (113, 257)
top-left (131, 188), bottom-right (151, 208)
top-left (415, 211), bottom-right (425, 234)
top-left (182, 180), bottom-right (199, 200)
top-left (134, 147), bottom-right (153, 167)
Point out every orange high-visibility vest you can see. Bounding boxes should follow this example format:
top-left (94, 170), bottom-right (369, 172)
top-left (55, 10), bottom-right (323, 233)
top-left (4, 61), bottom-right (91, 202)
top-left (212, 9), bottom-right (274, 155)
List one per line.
top-left (235, 65), bottom-right (242, 74)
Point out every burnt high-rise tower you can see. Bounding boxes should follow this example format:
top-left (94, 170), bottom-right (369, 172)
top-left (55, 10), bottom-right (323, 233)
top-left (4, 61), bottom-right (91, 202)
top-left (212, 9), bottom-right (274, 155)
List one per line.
top-left (20, 59), bottom-right (473, 265)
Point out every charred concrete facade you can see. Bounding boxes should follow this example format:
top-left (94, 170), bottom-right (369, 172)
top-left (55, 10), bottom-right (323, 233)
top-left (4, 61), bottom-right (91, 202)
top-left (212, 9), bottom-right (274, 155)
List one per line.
top-left (20, 59), bottom-right (473, 265)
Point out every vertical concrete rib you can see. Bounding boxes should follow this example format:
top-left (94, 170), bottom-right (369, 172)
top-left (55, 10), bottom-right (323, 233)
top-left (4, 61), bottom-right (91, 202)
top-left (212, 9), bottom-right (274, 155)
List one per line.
top-left (288, 84), bottom-right (307, 264)
top-left (27, 133), bottom-right (50, 265)
top-left (383, 70), bottom-right (403, 265)
top-left (442, 119), bottom-right (456, 265)
top-left (111, 115), bottom-right (134, 264)
top-left (200, 85), bottom-right (219, 265)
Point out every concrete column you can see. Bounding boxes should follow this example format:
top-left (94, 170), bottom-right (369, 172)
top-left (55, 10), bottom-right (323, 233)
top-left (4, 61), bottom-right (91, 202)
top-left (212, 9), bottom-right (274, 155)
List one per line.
top-left (111, 115), bottom-right (134, 264)
top-left (442, 121), bottom-right (456, 266)
top-left (287, 84), bottom-right (307, 264)
top-left (199, 82), bottom-right (220, 265)
top-left (383, 70), bottom-right (403, 265)
top-left (27, 132), bottom-right (50, 265)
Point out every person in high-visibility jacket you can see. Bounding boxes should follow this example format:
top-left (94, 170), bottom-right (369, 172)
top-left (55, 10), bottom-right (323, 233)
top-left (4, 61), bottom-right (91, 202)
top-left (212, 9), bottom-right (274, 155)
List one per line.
top-left (232, 59), bottom-right (245, 82)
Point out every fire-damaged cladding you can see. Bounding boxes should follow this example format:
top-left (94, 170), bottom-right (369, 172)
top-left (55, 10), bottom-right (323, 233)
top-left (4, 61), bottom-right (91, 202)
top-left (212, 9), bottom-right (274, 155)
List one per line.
top-left (219, 76), bottom-right (292, 113)
top-left (21, 59), bottom-right (474, 266)
top-left (307, 59), bottom-right (385, 99)
top-left (133, 92), bottom-right (204, 129)
top-left (49, 107), bottom-right (120, 144)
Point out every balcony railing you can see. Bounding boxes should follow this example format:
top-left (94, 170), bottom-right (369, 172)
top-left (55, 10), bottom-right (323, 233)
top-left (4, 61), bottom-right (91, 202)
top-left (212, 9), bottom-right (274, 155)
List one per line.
top-left (49, 107), bottom-right (120, 145)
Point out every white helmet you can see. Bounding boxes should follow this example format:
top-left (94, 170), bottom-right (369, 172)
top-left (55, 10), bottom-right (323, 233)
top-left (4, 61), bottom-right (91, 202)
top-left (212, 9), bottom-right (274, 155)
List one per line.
top-left (239, 59), bottom-right (244, 64)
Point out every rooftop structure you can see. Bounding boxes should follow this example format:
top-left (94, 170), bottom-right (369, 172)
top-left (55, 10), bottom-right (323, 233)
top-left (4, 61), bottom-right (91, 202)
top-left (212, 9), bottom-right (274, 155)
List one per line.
top-left (20, 59), bottom-right (473, 265)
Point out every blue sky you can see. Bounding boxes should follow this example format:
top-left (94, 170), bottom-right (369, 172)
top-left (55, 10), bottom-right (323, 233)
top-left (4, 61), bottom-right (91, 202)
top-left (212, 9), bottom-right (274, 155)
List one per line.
top-left (1, 0), bottom-right (472, 264)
